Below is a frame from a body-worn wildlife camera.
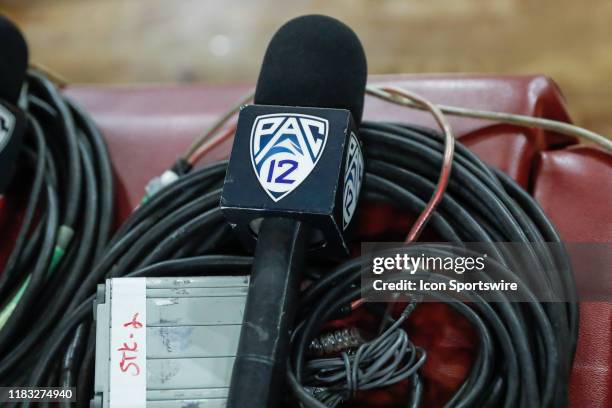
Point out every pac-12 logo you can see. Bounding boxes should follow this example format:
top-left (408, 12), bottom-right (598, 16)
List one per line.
top-left (343, 132), bottom-right (363, 229)
top-left (250, 113), bottom-right (328, 202)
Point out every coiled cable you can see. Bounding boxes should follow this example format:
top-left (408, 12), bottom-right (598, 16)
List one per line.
top-left (0, 78), bottom-right (579, 407)
top-left (0, 69), bottom-right (114, 392)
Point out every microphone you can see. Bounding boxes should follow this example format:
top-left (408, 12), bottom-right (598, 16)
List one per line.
top-left (221, 15), bottom-right (366, 407)
top-left (0, 15), bottom-right (28, 104)
top-left (222, 14), bottom-right (367, 254)
top-left (254, 14), bottom-right (367, 124)
top-left (0, 15), bottom-right (28, 196)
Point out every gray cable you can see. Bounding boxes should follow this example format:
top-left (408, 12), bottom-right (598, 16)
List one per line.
top-left (303, 300), bottom-right (425, 406)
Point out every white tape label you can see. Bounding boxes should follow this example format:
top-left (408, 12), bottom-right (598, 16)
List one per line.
top-left (109, 278), bottom-right (147, 408)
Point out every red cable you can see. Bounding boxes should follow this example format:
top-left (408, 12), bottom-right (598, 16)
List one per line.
top-left (188, 124), bottom-right (237, 166)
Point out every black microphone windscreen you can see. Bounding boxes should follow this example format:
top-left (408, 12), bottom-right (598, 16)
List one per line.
top-left (0, 15), bottom-right (28, 104)
top-left (254, 15), bottom-right (367, 124)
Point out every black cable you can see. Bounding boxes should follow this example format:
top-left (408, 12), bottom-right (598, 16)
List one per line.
top-left (27, 70), bottom-right (82, 228)
top-left (0, 116), bottom-right (46, 299)
top-left (0, 69), bottom-right (114, 382)
top-left (286, 121), bottom-right (577, 408)
top-left (0, 83), bottom-right (578, 408)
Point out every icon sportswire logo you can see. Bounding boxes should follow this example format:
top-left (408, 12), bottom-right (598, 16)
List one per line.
top-left (250, 113), bottom-right (328, 202)
top-left (343, 132), bottom-right (363, 229)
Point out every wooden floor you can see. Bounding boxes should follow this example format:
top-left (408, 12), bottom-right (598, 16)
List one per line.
top-left (2, 0), bottom-right (611, 137)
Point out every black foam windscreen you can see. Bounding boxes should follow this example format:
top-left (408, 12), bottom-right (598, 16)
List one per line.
top-left (254, 15), bottom-right (367, 124)
top-left (0, 15), bottom-right (28, 104)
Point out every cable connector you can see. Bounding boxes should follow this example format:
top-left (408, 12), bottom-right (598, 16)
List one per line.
top-left (49, 225), bottom-right (74, 274)
top-left (142, 170), bottom-right (179, 203)
top-left (401, 294), bottom-right (421, 318)
top-left (309, 327), bottom-right (364, 356)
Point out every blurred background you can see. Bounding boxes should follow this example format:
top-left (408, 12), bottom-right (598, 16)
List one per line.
top-left (1, 0), bottom-right (610, 136)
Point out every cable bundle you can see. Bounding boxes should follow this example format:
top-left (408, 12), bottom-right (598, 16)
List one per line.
top-left (3, 126), bottom-right (577, 408)
top-left (0, 73), bottom-right (580, 407)
top-left (0, 70), bottom-right (114, 394)
top-left (289, 121), bottom-right (578, 408)
top-left (16, 161), bottom-right (252, 408)
top-left (303, 300), bottom-right (426, 408)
